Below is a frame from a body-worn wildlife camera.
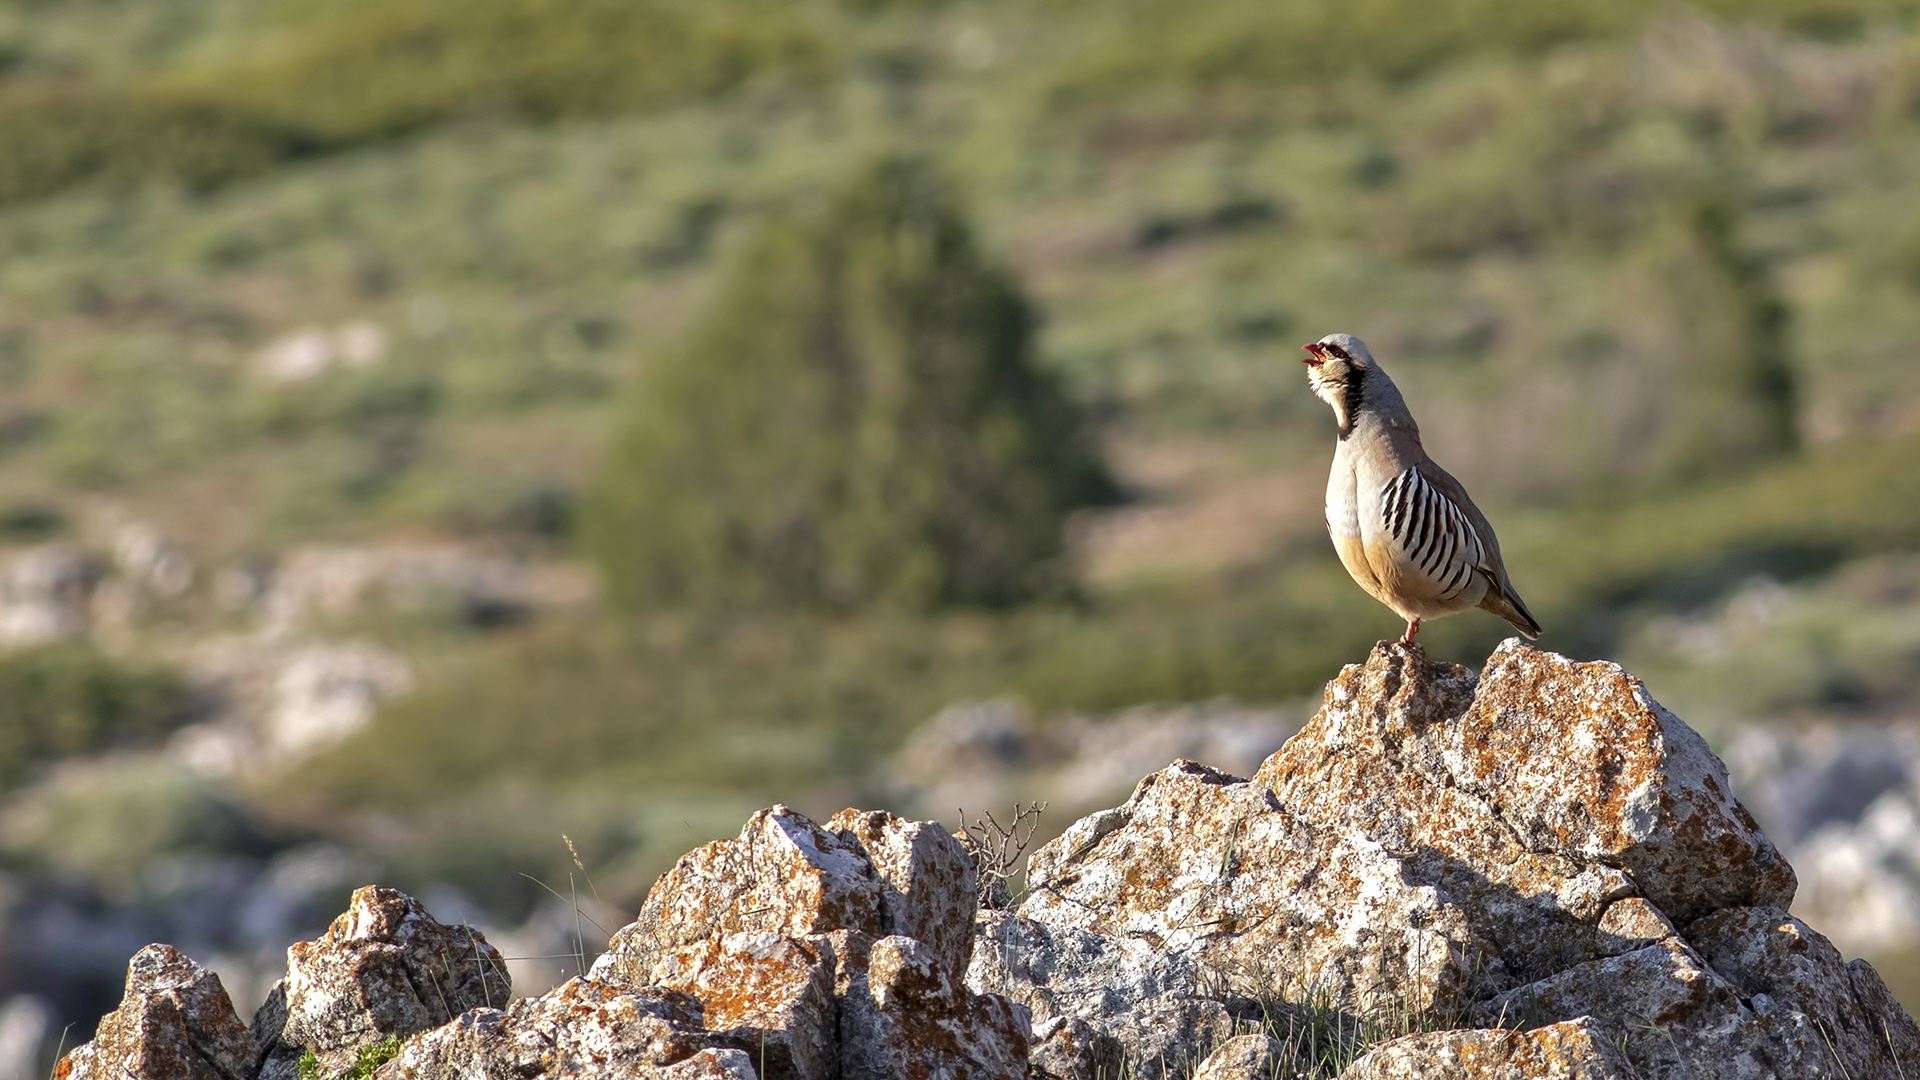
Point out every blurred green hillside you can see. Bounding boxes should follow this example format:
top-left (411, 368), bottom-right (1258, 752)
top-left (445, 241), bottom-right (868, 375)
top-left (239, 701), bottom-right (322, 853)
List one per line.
top-left (3, 0), bottom-right (1920, 1009)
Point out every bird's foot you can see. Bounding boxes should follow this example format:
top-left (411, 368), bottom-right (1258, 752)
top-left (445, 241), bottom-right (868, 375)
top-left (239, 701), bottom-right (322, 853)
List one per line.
top-left (1397, 619), bottom-right (1421, 645)
top-left (1377, 638), bottom-right (1425, 651)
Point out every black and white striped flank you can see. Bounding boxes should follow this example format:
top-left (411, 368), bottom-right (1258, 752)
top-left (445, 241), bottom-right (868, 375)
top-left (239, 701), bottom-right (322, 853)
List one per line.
top-left (1381, 467), bottom-right (1487, 600)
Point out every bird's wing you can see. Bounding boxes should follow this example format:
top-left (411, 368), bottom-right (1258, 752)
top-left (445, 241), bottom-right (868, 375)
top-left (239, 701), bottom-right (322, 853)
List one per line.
top-left (1378, 462), bottom-right (1500, 603)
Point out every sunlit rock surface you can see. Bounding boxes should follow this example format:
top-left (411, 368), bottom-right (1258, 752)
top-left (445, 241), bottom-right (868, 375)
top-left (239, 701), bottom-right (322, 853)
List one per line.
top-left (254, 885), bottom-right (511, 1079)
top-left (55, 945), bottom-right (254, 1080)
top-left (1339, 1018), bottom-right (1634, 1079)
top-left (995, 641), bottom-right (1909, 1079)
top-left (55, 641), bottom-right (1920, 1080)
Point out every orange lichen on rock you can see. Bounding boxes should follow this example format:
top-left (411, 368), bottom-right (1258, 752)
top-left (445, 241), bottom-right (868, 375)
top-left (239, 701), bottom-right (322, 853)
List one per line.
top-left (1341, 1018), bottom-right (1636, 1079)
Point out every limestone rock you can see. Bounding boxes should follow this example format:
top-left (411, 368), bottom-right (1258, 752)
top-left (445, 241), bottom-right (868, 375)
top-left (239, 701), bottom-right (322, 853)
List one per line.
top-left (373, 977), bottom-right (752, 1080)
top-left (597, 806), bottom-right (882, 984)
top-left (1339, 1018), bottom-right (1638, 1080)
top-left (1189, 1034), bottom-right (1282, 1080)
top-left (1012, 641), bottom-right (1909, 1079)
top-left (966, 910), bottom-right (1230, 1078)
top-left (1687, 906), bottom-right (1920, 1079)
top-left (55, 945), bottom-right (255, 1080)
top-left (1020, 757), bottom-right (1491, 1019)
top-left (1024, 1017), bottom-right (1124, 1080)
top-left (55, 641), bottom-right (1920, 1080)
top-left (1254, 643), bottom-right (1789, 977)
top-left (1440, 642), bottom-right (1796, 921)
top-left (264, 885), bottom-right (510, 1076)
top-left (599, 806), bottom-right (1027, 1080)
top-left (1473, 928), bottom-right (1916, 1080)
top-left (643, 932), bottom-right (835, 1080)
top-left (838, 935), bottom-right (1030, 1080)
top-left (826, 808), bottom-right (977, 976)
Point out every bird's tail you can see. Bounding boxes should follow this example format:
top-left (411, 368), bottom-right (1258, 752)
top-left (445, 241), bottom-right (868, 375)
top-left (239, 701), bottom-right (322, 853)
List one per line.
top-left (1480, 582), bottom-right (1542, 640)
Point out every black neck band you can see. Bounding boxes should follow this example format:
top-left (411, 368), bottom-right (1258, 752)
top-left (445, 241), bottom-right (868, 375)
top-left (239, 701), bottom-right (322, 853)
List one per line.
top-left (1338, 366), bottom-right (1366, 440)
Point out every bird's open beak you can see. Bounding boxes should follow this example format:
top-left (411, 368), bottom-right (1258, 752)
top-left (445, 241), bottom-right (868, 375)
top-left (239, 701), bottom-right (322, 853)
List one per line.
top-left (1301, 343), bottom-right (1326, 366)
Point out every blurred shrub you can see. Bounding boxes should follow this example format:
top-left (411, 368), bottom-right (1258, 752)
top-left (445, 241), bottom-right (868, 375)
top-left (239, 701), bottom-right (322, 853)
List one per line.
top-left (1049, 0), bottom-right (1916, 97)
top-left (1620, 554), bottom-right (1920, 732)
top-left (298, 571), bottom-right (1388, 809)
top-left (585, 157), bottom-right (1117, 612)
top-left (1643, 198), bottom-right (1798, 479)
top-left (0, 644), bottom-right (196, 792)
top-left (0, 0), bottom-right (830, 205)
top-left (0, 757), bottom-right (261, 897)
top-left (194, 0), bottom-right (830, 139)
top-left (0, 88), bottom-right (310, 206)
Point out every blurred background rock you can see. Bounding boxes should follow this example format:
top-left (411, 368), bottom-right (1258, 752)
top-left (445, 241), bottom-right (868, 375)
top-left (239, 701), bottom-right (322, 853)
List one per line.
top-left (3, 0), bottom-right (1920, 1070)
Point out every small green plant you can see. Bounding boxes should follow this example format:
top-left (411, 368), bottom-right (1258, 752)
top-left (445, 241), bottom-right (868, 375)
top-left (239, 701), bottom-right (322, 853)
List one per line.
top-left (295, 1035), bottom-right (405, 1080)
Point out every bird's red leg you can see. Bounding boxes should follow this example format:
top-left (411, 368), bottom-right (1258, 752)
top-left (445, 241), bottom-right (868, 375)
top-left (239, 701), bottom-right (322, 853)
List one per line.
top-left (1399, 618), bottom-right (1421, 645)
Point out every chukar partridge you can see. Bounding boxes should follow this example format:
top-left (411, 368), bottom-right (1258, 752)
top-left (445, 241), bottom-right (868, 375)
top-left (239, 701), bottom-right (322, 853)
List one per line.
top-left (1302, 333), bottom-right (1540, 644)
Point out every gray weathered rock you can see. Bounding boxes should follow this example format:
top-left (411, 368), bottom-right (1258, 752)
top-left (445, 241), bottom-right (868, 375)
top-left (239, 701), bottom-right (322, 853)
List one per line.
top-left (1422, 642), bottom-right (1796, 922)
top-left (596, 806), bottom-right (883, 984)
top-left (372, 977), bottom-right (756, 1080)
top-left (1688, 907), bottom-right (1920, 1078)
top-left (837, 934), bottom-right (1030, 1080)
top-left (641, 932), bottom-right (835, 1080)
top-left (55, 945), bottom-right (255, 1080)
top-left (1339, 1018), bottom-right (1638, 1080)
top-left (1189, 1034), bottom-right (1281, 1080)
top-left (1004, 641), bottom-right (1911, 1080)
top-left (965, 910), bottom-right (1229, 1078)
top-left (1473, 916), bottom-right (1920, 1080)
top-left (261, 885), bottom-right (510, 1076)
top-left (1023, 1017), bottom-right (1124, 1080)
top-left (1020, 756), bottom-right (1491, 1021)
top-left (826, 809), bottom-right (977, 977)
top-left (1477, 938), bottom-right (1771, 1079)
top-left (597, 805), bottom-right (1027, 1080)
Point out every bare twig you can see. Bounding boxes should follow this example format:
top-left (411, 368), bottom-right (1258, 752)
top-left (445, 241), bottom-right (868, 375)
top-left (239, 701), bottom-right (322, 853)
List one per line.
top-left (955, 802), bottom-right (1046, 910)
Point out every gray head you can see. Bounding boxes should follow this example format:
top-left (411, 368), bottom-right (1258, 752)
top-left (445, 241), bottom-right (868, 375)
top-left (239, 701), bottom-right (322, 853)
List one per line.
top-left (1300, 333), bottom-right (1404, 436)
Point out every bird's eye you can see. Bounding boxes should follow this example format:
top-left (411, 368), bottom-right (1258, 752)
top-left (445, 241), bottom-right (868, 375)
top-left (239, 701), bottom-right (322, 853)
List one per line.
top-left (1328, 345), bottom-right (1349, 360)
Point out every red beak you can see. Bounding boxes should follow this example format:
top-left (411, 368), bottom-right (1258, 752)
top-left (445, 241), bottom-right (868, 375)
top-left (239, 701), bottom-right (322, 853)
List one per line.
top-left (1301, 342), bottom-right (1326, 365)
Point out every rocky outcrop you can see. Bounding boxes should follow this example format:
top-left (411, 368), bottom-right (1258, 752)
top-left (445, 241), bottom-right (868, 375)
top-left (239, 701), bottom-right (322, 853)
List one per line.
top-left (987, 641), bottom-right (1914, 1079)
top-left (56, 945), bottom-right (254, 1080)
top-left (52, 641), bottom-right (1920, 1080)
top-left (253, 885), bottom-right (511, 1078)
top-left (592, 805), bottom-right (1027, 1080)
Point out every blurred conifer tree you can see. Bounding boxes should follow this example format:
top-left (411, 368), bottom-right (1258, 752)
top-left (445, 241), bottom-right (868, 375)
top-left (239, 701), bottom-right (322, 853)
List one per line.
top-left (1652, 196), bottom-right (1800, 479)
top-left (585, 158), bottom-right (1118, 612)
